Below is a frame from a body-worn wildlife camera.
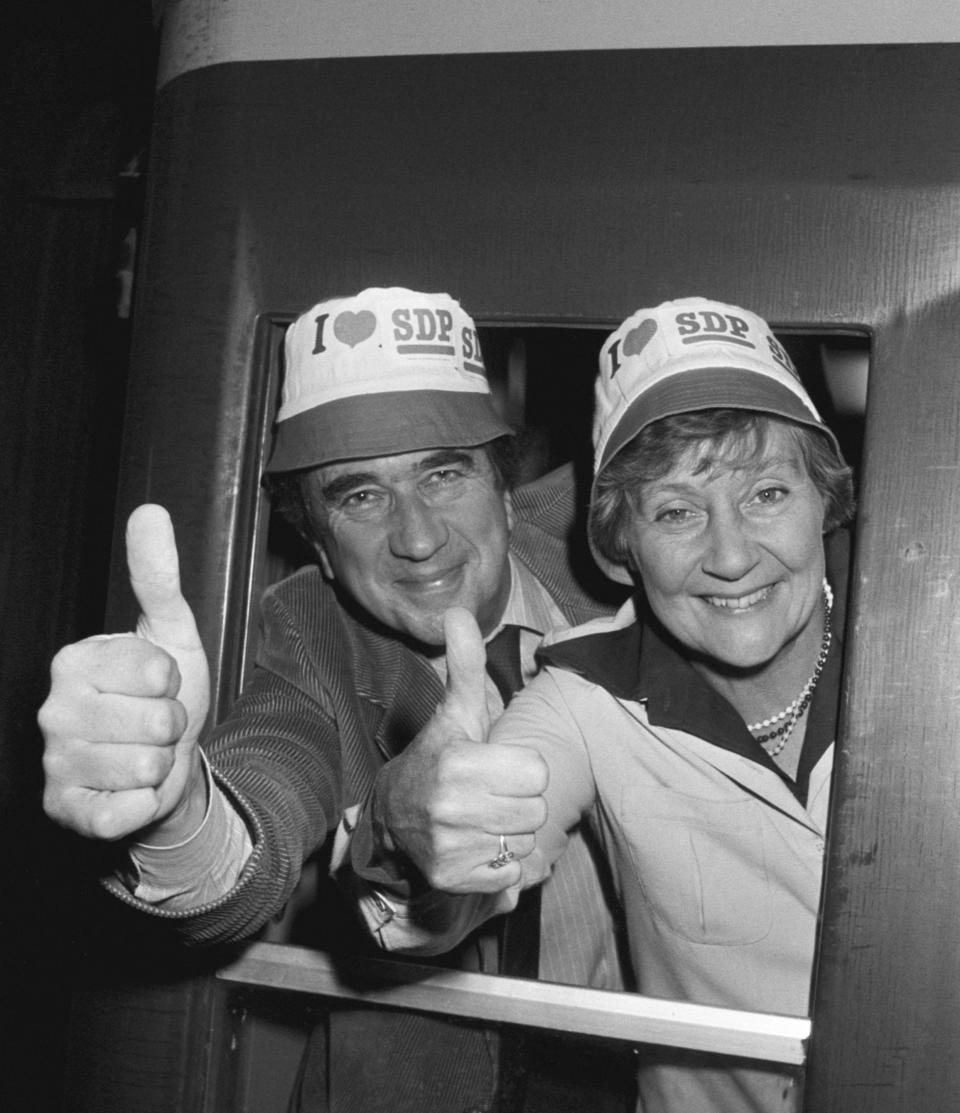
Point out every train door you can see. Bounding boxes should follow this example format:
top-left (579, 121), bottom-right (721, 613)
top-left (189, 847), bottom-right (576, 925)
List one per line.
top-left (54, 7), bottom-right (960, 1111)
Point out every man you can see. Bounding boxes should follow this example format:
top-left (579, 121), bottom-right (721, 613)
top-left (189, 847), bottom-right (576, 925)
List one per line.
top-left (39, 286), bottom-right (630, 1113)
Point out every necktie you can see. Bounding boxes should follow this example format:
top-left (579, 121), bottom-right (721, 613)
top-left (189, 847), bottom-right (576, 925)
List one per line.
top-left (484, 624), bottom-right (542, 981)
top-left (485, 623), bottom-right (524, 707)
top-left (484, 625), bottom-right (543, 1110)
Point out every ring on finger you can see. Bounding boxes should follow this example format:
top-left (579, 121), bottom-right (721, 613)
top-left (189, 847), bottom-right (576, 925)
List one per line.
top-left (488, 833), bottom-right (515, 870)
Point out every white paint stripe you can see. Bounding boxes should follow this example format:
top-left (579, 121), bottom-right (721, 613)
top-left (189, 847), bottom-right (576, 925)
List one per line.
top-left (159, 0), bottom-right (960, 89)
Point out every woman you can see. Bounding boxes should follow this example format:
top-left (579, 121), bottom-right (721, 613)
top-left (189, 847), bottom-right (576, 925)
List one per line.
top-left (481, 296), bottom-right (855, 1113)
top-left (370, 296), bottom-right (855, 1112)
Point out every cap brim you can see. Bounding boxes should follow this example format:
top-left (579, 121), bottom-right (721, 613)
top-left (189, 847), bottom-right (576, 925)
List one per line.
top-left (266, 389), bottom-right (512, 473)
top-left (597, 366), bottom-right (839, 474)
top-left (588, 541), bottom-right (636, 586)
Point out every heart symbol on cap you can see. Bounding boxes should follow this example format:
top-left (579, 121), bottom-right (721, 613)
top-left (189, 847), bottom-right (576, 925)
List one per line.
top-left (334, 310), bottom-right (377, 348)
top-left (622, 318), bottom-right (658, 358)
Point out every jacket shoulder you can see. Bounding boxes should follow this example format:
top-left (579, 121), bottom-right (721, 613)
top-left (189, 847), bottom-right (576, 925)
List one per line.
top-left (511, 461), bottom-right (582, 538)
top-left (511, 463), bottom-right (629, 620)
top-left (257, 564), bottom-right (440, 709)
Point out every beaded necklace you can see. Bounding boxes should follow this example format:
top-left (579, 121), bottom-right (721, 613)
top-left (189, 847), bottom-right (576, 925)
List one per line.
top-left (746, 579), bottom-right (834, 759)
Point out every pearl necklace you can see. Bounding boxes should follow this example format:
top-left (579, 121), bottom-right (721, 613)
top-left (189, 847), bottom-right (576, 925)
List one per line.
top-left (747, 579), bottom-right (834, 759)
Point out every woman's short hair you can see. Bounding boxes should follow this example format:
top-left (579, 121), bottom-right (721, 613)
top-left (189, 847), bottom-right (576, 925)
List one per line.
top-left (589, 409), bottom-right (855, 573)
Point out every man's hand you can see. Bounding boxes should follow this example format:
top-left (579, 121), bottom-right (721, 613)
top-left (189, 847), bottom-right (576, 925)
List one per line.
top-left (39, 504), bottom-right (211, 845)
top-left (369, 607), bottom-right (548, 893)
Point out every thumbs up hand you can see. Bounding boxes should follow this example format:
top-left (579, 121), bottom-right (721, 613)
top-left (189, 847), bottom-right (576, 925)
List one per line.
top-left (126, 504), bottom-right (210, 756)
top-left (39, 505), bottom-right (211, 844)
top-left (368, 607), bottom-right (549, 894)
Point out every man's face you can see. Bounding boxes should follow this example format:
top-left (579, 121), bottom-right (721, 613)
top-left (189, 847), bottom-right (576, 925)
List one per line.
top-left (303, 446), bottom-right (514, 648)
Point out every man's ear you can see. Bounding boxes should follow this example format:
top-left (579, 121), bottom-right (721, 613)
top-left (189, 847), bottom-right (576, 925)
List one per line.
top-left (312, 541), bottom-right (335, 580)
top-left (503, 488), bottom-right (515, 534)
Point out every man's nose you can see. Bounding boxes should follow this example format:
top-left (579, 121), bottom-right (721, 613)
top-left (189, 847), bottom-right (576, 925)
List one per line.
top-left (387, 493), bottom-right (449, 559)
top-left (701, 509), bottom-right (760, 581)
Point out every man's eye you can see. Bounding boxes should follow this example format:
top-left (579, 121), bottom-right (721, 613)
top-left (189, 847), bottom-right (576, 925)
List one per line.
top-left (424, 468), bottom-right (463, 488)
top-left (338, 490), bottom-right (381, 512)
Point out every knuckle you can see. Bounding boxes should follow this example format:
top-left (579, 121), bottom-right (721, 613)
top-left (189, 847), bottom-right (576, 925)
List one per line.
top-left (143, 651), bottom-right (180, 697)
top-left (129, 748), bottom-right (163, 788)
top-left (42, 742), bottom-right (90, 792)
top-left (432, 744), bottom-right (466, 780)
top-left (148, 745), bottom-right (176, 785)
top-left (49, 641), bottom-right (85, 681)
top-left (41, 784), bottom-right (67, 824)
top-left (423, 860), bottom-right (456, 889)
top-left (427, 794), bottom-right (464, 827)
top-left (87, 806), bottom-right (124, 842)
top-left (423, 865), bottom-right (445, 888)
top-left (36, 699), bottom-right (60, 736)
top-left (144, 699), bottom-right (183, 744)
top-left (41, 746), bottom-right (66, 784)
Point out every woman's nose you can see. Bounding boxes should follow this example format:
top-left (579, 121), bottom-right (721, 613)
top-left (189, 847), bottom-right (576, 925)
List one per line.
top-left (388, 494), bottom-right (449, 559)
top-left (701, 509), bottom-right (760, 581)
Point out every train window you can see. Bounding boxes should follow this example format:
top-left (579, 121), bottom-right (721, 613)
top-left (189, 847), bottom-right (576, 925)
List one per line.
top-left (224, 313), bottom-right (869, 1112)
top-left (240, 315), bottom-right (869, 694)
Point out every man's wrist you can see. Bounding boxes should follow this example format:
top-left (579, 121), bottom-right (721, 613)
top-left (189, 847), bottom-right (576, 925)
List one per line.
top-left (124, 756), bottom-right (252, 907)
top-left (136, 750), bottom-right (209, 849)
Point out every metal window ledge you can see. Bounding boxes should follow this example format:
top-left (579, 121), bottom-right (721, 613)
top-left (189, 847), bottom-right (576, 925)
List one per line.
top-left (217, 941), bottom-right (809, 1065)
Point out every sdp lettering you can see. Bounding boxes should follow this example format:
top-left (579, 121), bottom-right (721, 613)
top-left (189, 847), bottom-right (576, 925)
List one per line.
top-left (392, 307), bottom-right (454, 343)
top-left (675, 310), bottom-right (752, 342)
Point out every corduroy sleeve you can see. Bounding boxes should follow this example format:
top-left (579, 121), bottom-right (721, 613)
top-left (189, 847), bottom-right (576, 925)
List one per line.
top-left (102, 583), bottom-right (348, 945)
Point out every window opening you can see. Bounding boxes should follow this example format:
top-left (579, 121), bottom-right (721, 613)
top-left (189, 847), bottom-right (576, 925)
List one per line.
top-left (224, 315), bottom-right (871, 1111)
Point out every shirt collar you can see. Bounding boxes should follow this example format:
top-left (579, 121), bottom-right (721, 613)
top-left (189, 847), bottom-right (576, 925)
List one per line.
top-left (495, 553), bottom-right (567, 639)
top-left (429, 553), bottom-right (569, 692)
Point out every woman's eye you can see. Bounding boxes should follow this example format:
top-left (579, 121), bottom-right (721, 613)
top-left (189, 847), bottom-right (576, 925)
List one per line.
top-left (754, 486), bottom-right (788, 506)
top-left (655, 506), bottom-right (694, 524)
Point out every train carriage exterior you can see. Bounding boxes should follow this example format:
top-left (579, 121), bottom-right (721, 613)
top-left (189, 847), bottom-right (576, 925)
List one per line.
top-left (26, 3), bottom-right (960, 1110)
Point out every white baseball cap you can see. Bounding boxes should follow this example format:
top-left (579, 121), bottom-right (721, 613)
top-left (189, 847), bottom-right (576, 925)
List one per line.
top-left (266, 286), bottom-right (510, 473)
top-left (590, 296), bottom-right (840, 582)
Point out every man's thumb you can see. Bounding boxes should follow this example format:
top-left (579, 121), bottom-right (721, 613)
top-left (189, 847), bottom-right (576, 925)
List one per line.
top-left (441, 607), bottom-right (490, 736)
top-left (126, 504), bottom-right (202, 651)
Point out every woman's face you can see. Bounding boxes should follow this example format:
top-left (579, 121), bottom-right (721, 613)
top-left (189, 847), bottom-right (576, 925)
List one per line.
top-left (624, 421), bottom-right (827, 673)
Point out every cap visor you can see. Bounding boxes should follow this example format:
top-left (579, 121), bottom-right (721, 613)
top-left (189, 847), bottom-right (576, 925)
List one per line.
top-left (598, 366), bottom-right (838, 473)
top-left (266, 390), bottom-right (512, 472)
